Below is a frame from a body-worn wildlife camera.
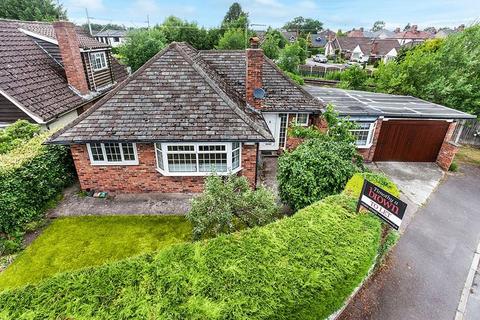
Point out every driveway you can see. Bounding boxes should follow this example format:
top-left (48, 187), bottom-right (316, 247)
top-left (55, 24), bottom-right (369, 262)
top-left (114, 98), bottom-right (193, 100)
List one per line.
top-left (340, 164), bottom-right (480, 320)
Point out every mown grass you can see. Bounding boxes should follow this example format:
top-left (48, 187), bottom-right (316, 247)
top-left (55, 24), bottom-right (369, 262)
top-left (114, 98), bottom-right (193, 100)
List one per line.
top-left (0, 215), bottom-right (191, 290)
top-left (455, 145), bottom-right (480, 166)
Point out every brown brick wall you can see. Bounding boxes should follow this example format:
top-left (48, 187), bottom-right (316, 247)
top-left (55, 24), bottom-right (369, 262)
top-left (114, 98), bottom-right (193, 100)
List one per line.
top-left (245, 48), bottom-right (263, 110)
top-left (436, 122), bottom-right (459, 170)
top-left (71, 143), bottom-right (259, 194)
top-left (53, 21), bottom-right (89, 95)
top-left (357, 118), bottom-right (383, 162)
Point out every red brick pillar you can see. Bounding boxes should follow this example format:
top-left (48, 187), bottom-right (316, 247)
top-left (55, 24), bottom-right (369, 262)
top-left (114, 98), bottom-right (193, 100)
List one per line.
top-left (53, 21), bottom-right (89, 95)
top-left (241, 143), bottom-right (258, 188)
top-left (436, 122), bottom-right (459, 170)
top-left (245, 37), bottom-right (263, 110)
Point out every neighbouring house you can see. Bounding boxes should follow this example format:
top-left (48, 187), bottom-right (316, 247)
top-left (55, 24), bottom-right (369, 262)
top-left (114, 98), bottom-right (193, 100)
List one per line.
top-left (49, 38), bottom-right (325, 193)
top-left (94, 29), bottom-right (127, 47)
top-left (392, 25), bottom-right (433, 45)
top-left (305, 86), bottom-right (475, 170)
top-left (282, 30), bottom-right (298, 43)
top-left (0, 19), bottom-right (128, 129)
top-left (310, 29), bottom-right (336, 48)
top-left (363, 29), bottom-right (396, 39)
top-left (324, 37), bottom-right (373, 59)
top-left (351, 39), bottom-right (401, 63)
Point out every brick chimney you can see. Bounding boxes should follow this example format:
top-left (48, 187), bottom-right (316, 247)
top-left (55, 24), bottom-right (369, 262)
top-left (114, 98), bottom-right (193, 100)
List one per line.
top-left (53, 21), bottom-right (89, 95)
top-left (411, 25), bottom-right (418, 33)
top-left (245, 36), bottom-right (263, 110)
top-left (359, 27), bottom-right (364, 32)
top-left (394, 27), bottom-right (401, 33)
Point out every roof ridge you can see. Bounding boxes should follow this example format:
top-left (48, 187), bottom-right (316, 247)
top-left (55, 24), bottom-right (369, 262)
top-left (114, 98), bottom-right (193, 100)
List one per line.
top-left (49, 44), bottom-right (174, 143)
top-left (172, 43), bottom-right (273, 141)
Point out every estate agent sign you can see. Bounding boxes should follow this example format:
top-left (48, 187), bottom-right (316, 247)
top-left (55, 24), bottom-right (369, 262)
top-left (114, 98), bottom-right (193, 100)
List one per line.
top-left (357, 180), bottom-right (407, 230)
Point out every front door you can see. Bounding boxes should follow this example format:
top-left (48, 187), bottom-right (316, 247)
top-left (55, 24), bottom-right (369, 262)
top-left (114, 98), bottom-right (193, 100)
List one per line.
top-left (260, 113), bottom-right (280, 151)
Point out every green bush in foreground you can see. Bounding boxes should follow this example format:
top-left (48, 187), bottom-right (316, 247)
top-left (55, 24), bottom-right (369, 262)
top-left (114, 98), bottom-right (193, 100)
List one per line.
top-left (0, 132), bottom-right (74, 254)
top-left (0, 120), bottom-right (41, 154)
top-left (186, 175), bottom-right (278, 240)
top-left (0, 195), bottom-right (382, 319)
top-left (344, 172), bottom-right (400, 198)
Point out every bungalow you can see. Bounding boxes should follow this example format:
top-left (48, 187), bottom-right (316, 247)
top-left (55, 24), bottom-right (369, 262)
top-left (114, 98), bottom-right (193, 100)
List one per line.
top-left (324, 37), bottom-right (373, 59)
top-left (310, 29), bottom-right (336, 48)
top-left (392, 25), bottom-right (432, 45)
top-left (0, 19), bottom-right (128, 129)
top-left (350, 39), bottom-right (401, 63)
top-left (94, 29), bottom-right (127, 47)
top-left (49, 38), bottom-right (325, 193)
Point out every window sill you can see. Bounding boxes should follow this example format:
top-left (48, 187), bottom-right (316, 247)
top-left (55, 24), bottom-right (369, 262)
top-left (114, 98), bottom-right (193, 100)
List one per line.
top-left (356, 144), bottom-right (373, 149)
top-left (156, 167), bottom-right (243, 177)
top-left (92, 66), bottom-right (108, 72)
top-left (90, 160), bottom-right (139, 166)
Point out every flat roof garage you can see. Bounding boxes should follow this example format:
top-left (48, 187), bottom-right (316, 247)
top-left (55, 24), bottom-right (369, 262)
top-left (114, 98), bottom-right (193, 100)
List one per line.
top-left (304, 86), bottom-right (475, 168)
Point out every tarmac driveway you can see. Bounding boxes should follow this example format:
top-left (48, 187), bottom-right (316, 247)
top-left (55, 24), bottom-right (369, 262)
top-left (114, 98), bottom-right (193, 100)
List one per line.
top-left (368, 162), bottom-right (445, 232)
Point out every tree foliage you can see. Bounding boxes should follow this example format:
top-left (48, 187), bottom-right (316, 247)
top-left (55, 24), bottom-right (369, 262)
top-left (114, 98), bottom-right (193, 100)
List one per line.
top-left (0, 0), bottom-right (66, 21)
top-left (277, 40), bottom-right (307, 73)
top-left (0, 120), bottom-right (41, 154)
top-left (186, 175), bottom-right (278, 240)
top-left (117, 28), bottom-right (166, 71)
top-left (339, 65), bottom-right (370, 90)
top-left (371, 20), bottom-right (385, 32)
top-left (374, 26), bottom-right (480, 116)
top-left (283, 16), bottom-right (323, 35)
top-left (216, 28), bottom-right (245, 49)
top-left (261, 33), bottom-right (281, 59)
top-left (157, 16), bottom-right (214, 50)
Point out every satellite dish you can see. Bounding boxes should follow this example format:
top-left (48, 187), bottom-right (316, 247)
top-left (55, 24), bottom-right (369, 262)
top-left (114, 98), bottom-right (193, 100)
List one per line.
top-left (253, 88), bottom-right (266, 99)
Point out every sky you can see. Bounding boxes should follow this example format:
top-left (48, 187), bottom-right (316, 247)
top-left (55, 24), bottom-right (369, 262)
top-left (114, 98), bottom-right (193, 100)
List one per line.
top-left (63, 0), bottom-right (480, 31)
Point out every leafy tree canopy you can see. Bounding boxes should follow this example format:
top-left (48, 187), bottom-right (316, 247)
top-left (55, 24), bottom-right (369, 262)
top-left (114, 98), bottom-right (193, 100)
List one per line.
top-left (283, 16), bottom-right (323, 35)
top-left (222, 2), bottom-right (248, 30)
top-left (403, 23), bottom-right (411, 31)
top-left (117, 28), bottom-right (166, 71)
top-left (277, 41), bottom-right (304, 73)
top-left (216, 28), bottom-right (246, 49)
top-left (157, 16), bottom-right (214, 50)
top-left (0, 0), bottom-right (66, 21)
top-left (371, 20), bottom-right (385, 32)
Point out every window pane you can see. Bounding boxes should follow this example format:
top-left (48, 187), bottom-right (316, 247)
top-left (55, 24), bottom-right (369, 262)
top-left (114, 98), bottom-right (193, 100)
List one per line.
top-left (167, 145), bottom-right (194, 152)
top-left (90, 143), bottom-right (104, 161)
top-left (122, 143), bottom-right (136, 161)
top-left (279, 114), bottom-right (288, 148)
top-left (167, 153), bottom-right (196, 172)
top-left (155, 144), bottom-right (164, 170)
top-left (104, 143), bottom-right (122, 161)
top-left (232, 148), bottom-right (240, 169)
top-left (198, 152), bottom-right (227, 172)
top-left (296, 113), bottom-right (308, 125)
top-left (232, 142), bottom-right (240, 150)
top-left (199, 145), bottom-right (226, 152)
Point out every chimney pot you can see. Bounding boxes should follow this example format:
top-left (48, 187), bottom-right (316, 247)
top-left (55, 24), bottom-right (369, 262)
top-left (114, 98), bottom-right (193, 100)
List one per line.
top-left (249, 36), bottom-right (260, 49)
top-left (360, 27), bottom-right (364, 32)
top-left (53, 21), bottom-right (90, 95)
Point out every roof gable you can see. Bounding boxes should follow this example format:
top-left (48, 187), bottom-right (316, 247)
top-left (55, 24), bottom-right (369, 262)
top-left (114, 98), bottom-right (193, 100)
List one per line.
top-left (50, 43), bottom-right (274, 144)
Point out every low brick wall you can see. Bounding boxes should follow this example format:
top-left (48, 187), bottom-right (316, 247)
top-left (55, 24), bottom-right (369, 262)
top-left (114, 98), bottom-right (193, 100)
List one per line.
top-left (436, 122), bottom-right (458, 170)
top-left (71, 143), bottom-right (258, 193)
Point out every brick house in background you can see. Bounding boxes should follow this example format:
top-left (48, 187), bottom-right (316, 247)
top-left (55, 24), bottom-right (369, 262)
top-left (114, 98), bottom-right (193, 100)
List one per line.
top-left (0, 19), bottom-right (128, 129)
top-left (49, 38), bottom-right (326, 193)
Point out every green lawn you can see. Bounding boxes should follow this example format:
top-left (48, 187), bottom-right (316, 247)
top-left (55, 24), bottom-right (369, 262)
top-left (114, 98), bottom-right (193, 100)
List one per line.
top-left (455, 145), bottom-right (480, 166)
top-left (0, 215), bottom-right (191, 290)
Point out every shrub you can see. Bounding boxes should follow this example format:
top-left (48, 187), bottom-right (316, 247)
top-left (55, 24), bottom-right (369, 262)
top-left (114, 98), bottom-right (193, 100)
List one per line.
top-left (284, 71), bottom-right (305, 85)
top-left (278, 139), bottom-right (362, 211)
top-left (0, 132), bottom-right (75, 254)
top-left (186, 175), bottom-right (278, 240)
top-left (0, 120), bottom-right (41, 154)
top-left (288, 124), bottom-right (324, 139)
top-left (0, 195), bottom-right (382, 319)
top-left (344, 172), bottom-right (400, 198)
top-left (324, 70), bottom-right (342, 81)
top-left (449, 160), bottom-right (459, 172)
top-left (338, 65), bottom-right (370, 90)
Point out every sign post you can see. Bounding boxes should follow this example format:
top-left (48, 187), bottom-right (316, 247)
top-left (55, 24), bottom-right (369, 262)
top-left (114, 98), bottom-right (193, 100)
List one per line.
top-left (357, 180), bottom-right (407, 230)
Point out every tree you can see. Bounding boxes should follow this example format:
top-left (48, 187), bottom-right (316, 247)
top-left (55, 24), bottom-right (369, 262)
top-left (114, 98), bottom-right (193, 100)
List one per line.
top-left (283, 16), bottom-right (323, 35)
top-left (216, 28), bottom-right (245, 49)
top-left (157, 16), bottom-right (213, 50)
top-left (0, 0), bottom-right (66, 21)
top-left (403, 23), bottom-right (411, 31)
top-left (371, 20), bottom-right (385, 32)
top-left (261, 34), bottom-right (281, 60)
top-left (336, 29), bottom-right (347, 37)
top-left (117, 28), bottom-right (166, 71)
top-left (277, 42), bottom-right (302, 73)
top-left (222, 2), bottom-right (243, 26)
top-left (339, 65), bottom-right (370, 90)
top-left (261, 27), bottom-right (288, 48)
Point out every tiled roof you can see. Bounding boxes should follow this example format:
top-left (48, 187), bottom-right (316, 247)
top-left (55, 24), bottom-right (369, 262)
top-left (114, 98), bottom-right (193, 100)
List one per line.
top-left (358, 39), bottom-right (400, 56)
top-left (0, 19), bottom-right (127, 122)
top-left (16, 20), bottom-right (109, 49)
top-left (50, 43), bottom-right (276, 144)
top-left (336, 37), bottom-right (373, 52)
top-left (94, 29), bottom-right (127, 37)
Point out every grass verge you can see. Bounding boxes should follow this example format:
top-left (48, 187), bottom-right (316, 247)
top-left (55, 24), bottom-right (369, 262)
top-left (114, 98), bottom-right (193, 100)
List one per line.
top-left (0, 215), bottom-right (191, 289)
top-left (455, 145), bottom-right (480, 166)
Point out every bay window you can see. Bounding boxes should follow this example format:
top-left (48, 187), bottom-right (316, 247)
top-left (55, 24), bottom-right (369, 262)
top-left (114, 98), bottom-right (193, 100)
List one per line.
top-left (87, 142), bottom-right (138, 165)
top-left (155, 142), bottom-right (242, 176)
top-left (350, 122), bottom-right (376, 147)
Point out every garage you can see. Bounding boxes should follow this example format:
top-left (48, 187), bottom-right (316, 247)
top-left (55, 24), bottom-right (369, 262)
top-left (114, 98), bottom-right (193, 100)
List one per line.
top-left (373, 120), bottom-right (450, 161)
top-left (304, 85), bottom-right (476, 167)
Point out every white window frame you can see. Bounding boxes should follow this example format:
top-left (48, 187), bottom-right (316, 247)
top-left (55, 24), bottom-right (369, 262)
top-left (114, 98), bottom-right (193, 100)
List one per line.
top-left (87, 142), bottom-right (139, 165)
top-left (350, 122), bottom-right (376, 148)
top-left (90, 51), bottom-right (108, 71)
top-left (294, 113), bottom-right (310, 126)
top-left (154, 142), bottom-right (242, 176)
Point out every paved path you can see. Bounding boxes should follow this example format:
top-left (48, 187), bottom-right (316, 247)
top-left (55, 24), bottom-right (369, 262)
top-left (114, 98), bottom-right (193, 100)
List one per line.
top-left (370, 164), bottom-right (480, 320)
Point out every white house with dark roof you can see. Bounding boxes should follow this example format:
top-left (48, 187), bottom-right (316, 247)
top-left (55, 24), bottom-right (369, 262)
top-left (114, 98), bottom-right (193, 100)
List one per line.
top-left (0, 19), bottom-right (128, 129)
top-left (94, 29), bottom-right (127, 47)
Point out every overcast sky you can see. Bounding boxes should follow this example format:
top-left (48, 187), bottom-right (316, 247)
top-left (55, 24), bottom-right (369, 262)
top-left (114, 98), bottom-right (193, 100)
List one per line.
top-left (63, 0), bottom-right (479, 31)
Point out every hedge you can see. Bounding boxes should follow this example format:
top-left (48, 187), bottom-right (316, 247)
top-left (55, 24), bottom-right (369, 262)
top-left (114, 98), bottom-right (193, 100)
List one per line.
top-left (0, 194), bottom-right (382, 319)
top-left (0, 132), bottom-right (75, 238)
top-left (344, 172), bottom-right (400, 199)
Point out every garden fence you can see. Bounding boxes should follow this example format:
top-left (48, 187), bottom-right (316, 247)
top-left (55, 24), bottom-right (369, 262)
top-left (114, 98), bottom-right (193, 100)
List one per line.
top-left (454, 119), bottom-right (480, 146)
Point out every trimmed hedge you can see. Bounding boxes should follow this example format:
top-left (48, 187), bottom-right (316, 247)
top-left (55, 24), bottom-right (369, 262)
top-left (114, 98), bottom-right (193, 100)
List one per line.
top-left (0, 132), bottom-right (75, 239)
top-left (0, 195), bottom-right (382, 319)
top-left (344, 172), bottom-right (400, 199)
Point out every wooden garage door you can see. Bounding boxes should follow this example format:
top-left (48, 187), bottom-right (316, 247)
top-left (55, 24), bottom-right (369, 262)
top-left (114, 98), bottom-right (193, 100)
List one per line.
top-left (373, 120), bottom-right (449, 162)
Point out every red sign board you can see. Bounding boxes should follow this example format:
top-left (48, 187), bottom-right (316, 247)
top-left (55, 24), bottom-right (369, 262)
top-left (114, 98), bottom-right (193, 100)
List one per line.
top-left (357, 180), bottom-right (407, 230)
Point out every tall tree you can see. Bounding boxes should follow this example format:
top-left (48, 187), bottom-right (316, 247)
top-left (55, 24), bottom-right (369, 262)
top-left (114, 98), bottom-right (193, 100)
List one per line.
top-left (283, 16), bottom-right (323, 35)
top-left (157, 16), bottom-right (213, 50)
top-left (222, 2), bottom-right (244, 25)
top-left (261, 34), bottom-right (281, 60)
top-left (0, 0), bottom-right (66, 21)
top-left (216, 28), bottom-right (245, 50)
top-left (371, 20), bottom-right (385, 32)
top-left (117, 28), bottom-right (166, 71)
